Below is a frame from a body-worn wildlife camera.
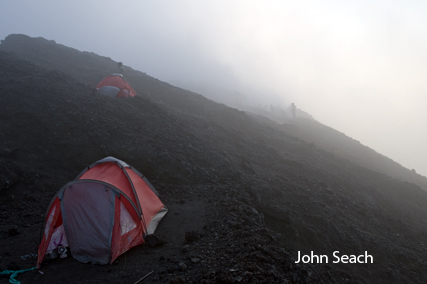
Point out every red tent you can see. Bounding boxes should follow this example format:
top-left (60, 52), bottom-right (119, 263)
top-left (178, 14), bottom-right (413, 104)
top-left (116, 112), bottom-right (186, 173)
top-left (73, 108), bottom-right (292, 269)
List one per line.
top-left (37, 157), bottom-right (167, 267)
top-left (96, 74), bottom-right (137, 98)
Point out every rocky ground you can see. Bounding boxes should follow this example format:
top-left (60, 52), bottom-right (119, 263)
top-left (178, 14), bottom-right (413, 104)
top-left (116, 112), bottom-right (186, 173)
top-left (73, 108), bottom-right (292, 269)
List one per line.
top-left (0, 34), bottom-right (427, 283)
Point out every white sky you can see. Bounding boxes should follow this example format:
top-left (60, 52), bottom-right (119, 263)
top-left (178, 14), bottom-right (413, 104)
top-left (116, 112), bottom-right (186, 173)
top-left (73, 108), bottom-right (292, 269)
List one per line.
top-left (1, 0), bottom-right (426, 176)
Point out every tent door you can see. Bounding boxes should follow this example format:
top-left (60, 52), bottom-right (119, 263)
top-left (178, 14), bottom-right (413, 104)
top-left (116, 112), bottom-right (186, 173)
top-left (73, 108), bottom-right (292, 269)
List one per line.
top-left (61, 182), bottom-right (115, 264)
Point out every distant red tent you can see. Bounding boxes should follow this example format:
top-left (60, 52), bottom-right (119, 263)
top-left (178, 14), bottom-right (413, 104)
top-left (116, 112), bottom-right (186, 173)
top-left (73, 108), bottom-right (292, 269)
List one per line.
top-left (37, 157), bottom-right (167, 267)
top-left (96, 74), bottom-right (137, 98)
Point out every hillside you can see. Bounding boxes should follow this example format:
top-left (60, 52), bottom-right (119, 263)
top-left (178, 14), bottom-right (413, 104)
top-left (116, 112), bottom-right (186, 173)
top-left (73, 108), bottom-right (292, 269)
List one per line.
top-left (278, 119), bottom-right (427, 191)
top-left (1, 34), bottom-right (427, 283)
top-left (3, 34), bottom-right (425, 192)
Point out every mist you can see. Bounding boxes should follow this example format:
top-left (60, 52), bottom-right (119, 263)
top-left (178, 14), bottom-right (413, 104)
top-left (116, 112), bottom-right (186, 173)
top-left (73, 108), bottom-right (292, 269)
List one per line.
top-left (1, 0), bottom-right (426, 176)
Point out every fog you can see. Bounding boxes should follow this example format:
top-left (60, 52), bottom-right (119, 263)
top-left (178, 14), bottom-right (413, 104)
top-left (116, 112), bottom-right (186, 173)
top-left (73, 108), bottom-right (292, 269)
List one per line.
top-left (1, 0), bottom-right (426, 176)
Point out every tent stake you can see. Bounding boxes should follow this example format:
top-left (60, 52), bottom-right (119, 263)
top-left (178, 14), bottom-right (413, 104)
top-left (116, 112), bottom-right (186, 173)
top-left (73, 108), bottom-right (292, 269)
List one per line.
top-left (133, 270), bottom-right (154, 284)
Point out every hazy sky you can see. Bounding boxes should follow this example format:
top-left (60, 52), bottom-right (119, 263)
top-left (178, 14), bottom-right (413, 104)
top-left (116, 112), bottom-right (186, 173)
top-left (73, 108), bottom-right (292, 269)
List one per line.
top-left (1, 0), bottom-right (426, 176)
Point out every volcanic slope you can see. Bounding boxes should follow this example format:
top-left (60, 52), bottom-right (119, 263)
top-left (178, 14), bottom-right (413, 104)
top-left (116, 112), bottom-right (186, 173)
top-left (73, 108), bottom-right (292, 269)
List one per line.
top-left (0, 34), bottom-right (427, 283)
top-left (3, 34), bottom-right (426, 192)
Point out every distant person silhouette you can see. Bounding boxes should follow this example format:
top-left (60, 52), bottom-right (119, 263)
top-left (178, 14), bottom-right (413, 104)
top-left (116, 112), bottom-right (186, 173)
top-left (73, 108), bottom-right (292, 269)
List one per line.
top-left (117, 62), bottom-right (125, 76)
top-left (290, 103), bottom-right (296, 119)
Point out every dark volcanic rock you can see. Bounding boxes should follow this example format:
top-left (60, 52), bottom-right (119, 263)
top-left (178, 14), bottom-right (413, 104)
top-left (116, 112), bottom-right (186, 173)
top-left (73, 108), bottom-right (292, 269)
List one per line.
top-left (144, 234), bottom-right (165, 247)
top-left (185, 231), bottom-right (202, 242)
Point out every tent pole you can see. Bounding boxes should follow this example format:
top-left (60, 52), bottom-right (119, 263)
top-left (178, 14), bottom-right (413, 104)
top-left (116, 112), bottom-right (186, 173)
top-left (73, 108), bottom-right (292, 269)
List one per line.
top-left (133, 270), bottom-right (154, 284)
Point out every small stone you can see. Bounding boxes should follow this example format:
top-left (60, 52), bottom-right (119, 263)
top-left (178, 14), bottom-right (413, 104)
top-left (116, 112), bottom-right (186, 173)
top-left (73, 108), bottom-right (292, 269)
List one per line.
top-left (178, 262), bottom-right (187, 271)
top-left (181, 245), bottom-right (189, 253)
top-left (145, 234), bottom-right (164, 247)
top-left (248, 264), bottom-right (257, 272)
top-left (185, 231), bottom-right (202, 242)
